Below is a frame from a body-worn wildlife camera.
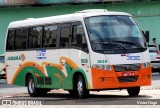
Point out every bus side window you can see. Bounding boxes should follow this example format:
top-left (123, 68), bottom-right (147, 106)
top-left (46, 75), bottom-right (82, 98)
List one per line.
top-left (60, 24), bottom-right (71, 48)
top-left (71, 22), bottom-right (87, 51)
top-left (28, 27), bottom-right (42, 49)
top-left (43, 25), bottom-right (57, 48)
top-left (15, 28), bottom-right (28, 50)
top-left (6, 30), bottom-right (15, 50)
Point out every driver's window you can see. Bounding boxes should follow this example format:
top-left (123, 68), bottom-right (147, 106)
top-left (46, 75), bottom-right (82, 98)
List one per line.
top-left (132, 26), bottom-right (141, 37)
top-left (71, 22), bottom-right (87, 51)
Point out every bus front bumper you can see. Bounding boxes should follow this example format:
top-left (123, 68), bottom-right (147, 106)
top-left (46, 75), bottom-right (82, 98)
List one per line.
top-left (90, 66), bottom-right (152, 90)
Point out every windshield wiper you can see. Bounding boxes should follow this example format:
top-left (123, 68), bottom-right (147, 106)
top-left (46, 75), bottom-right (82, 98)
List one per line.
top-left (92, 42), bottom-right (127, 50)
top-left (112, 40), bottom-right (143, 49)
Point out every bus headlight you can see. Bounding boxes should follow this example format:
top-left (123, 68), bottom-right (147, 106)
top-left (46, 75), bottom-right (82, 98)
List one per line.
top-left (92, 64), bottom-right (112, 70)
top-left (142, 62), bottom-right (151, 68)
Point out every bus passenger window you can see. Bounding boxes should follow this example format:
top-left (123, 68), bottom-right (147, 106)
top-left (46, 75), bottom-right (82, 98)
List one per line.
top-left (43, 25), bottom-right (57, 48)
top-left (60, 24), bottom-right (70, 48)
top-left (71, 23), bottom-right (87, 51)
top-left (28, 27), bottom-right (42, 49)
top-left (6, 30), bottom-right (15, 50)
top-left (15, 28), bottom-right (27, 50)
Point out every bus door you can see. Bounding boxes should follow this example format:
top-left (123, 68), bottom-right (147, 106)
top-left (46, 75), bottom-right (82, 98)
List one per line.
top-left (69, 22), bottom-right (90, 89)
top-left (59, 23), bottom-right (71, 88)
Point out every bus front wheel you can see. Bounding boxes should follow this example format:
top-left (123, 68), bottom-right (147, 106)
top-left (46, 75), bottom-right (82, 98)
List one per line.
top-left (75, 75), bottom-right (89, 99)
top-left (127, 87), bottom-right (140, 97)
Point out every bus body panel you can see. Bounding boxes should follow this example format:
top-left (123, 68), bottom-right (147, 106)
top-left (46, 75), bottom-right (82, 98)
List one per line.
top-left (6, 49), bottom-right (92, 89)
top-left (90, 49), bottom-right (151, 90)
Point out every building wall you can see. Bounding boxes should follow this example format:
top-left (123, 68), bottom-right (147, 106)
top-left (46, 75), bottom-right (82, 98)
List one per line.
top-left (0, 1), bottom-right (160, 54)
top-left (0, 0), bottom-right (129, 6)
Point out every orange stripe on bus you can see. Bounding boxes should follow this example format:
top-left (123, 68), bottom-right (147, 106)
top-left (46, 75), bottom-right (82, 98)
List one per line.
top-left (11, 62), bottom-right (46, 84)
top-left (60, 57), bottom-right (79, 69)
top-left (54, 73), bottom-right (62, 83)
top-left (35, 73), bottom-right (40, 77)
top-left (91, 67), bottom-right (116, 89)
top-left (42, 62), bottom-right (63, 70)
top-left (91, 65), bottom-right (152, 89)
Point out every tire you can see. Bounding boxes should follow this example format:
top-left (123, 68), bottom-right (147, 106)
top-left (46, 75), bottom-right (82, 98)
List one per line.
top-left (75, 75), bottom-right (89, 99)
top-left (127, 87), bottom-right (140, 97)
top-left (27, 75), bottom-right (48, 97)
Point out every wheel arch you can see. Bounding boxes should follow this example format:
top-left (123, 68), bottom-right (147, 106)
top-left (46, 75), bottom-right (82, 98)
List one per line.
top-left (72, 71), bottom-right (88, 90)
top-left (25, 72), bottom-right (35, 87)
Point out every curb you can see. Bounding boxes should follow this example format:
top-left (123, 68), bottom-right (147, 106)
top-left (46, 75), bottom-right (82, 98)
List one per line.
top-left (141, 88), bottom-right (160, 90)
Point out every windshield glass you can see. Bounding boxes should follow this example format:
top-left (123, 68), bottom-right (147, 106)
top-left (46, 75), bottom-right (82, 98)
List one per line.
top-left (85, 15), bottom-right (146, 54)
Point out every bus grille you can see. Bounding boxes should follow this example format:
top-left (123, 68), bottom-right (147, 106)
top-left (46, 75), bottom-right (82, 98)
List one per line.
top-left (113, 63), bottom-right (140, 72)
top-left (118, 76), bottom-right (138, 83)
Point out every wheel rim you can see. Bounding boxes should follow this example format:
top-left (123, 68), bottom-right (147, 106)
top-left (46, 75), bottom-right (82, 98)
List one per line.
top-left (77, 80), bottom-right (83, 96)
top-left (29, 78), bottom-right (34, 93)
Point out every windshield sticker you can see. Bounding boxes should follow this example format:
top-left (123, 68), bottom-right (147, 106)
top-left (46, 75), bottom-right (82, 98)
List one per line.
top-left (36, 50), bottom-right (46, 60)
top-left (126, 56), bottom-right (140, 60)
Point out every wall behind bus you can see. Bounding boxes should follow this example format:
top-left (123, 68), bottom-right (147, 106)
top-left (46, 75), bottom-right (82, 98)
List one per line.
top-left (0, 1), bottom-right (160, 54)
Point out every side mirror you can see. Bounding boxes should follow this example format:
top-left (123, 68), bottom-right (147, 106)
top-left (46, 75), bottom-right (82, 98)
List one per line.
top-left (141, 31), bottom-right (145, 37)
top-left (145, 42), bottom-right (148, 48)
top-left (145, 31), bottom-right (150, 43)
top-left (142, 30), bottom-right (149, 43)
top-left (141, 31), bottom-right (149, 47)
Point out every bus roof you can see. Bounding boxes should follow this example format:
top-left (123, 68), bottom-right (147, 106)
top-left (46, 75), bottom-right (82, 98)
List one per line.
top-left (8, 9), bottom-right (131, 29)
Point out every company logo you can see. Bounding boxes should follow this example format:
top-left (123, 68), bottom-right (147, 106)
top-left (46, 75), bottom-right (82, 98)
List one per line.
top-left (7, 54), bottom-right (26, 61)
top-left (21, 54), bottom-right (25, 61)
top-left (125, 65), bottom-right (130, 70)
top-left (126, 56), bottom-right (140, 60)
top-left (2, 100), bottom-right (11, 105)
top-left (1, 99), bottom-right (42, 105)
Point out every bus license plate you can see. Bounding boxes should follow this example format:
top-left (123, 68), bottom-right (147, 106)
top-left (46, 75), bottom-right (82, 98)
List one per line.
top-left (122, 72), bottom-right (135, 77)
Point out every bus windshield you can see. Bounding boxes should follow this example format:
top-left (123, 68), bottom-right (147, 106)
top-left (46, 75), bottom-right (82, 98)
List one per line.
top-left (85, 15), bottom-right (146, 53)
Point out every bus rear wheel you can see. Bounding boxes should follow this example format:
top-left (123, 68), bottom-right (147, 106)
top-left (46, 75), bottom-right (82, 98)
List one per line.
top-left (75, 75), bottom-right (89, 99)
top-left (127, 87), bottom-right (140, 97)
top-left (27, 75), bottom-right (48, 97)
